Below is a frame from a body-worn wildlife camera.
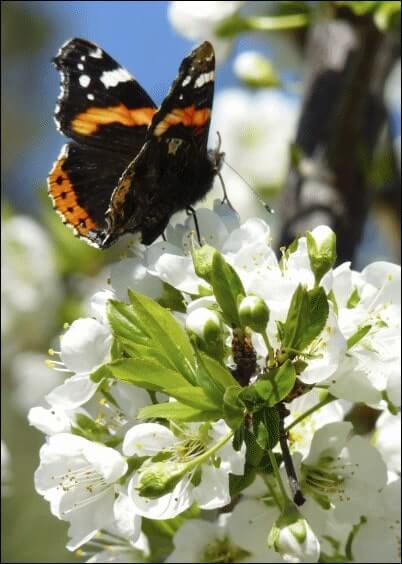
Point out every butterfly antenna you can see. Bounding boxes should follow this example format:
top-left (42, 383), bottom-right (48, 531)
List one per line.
top-left (223, 158), bottom-right (275, 214)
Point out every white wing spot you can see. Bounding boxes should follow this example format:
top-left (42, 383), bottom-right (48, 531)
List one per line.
top-left (194, 71), bottom-right (215, 88)
top-left (79, 75), bottom-right (91, 88)
top-left (77, 63), bottom-right (84, 71)
top-left (87, 93), bottom-right (95, 101)
top-left (100, 68), bottom-right (132, 89)
top-left (182, 75), bottom-right (191, 87)
top-left (80, 55), bottom-right (86, 61)
top-left (89, 47), bottom-right (103, 59)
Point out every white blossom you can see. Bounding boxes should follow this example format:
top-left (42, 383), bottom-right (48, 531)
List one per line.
top-left (34, 433), bottom-right (129, 550)
top-left (167, 500), bottom-right (281, 563)
top-left (301, 422), bottom-right (388, 522)
top-left (46, 318), bottom-right (112, 409)
top-left (374, 410), bottom-right (401, 476)
top-left (123, 420), bottom-right (245, 520)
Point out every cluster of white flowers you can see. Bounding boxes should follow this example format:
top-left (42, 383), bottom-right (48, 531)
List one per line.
top-left (29, 203), bottom-right (400, 563)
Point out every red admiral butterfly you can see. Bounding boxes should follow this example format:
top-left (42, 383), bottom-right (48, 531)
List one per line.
top-left (48, 38), bottom-right (223, 248)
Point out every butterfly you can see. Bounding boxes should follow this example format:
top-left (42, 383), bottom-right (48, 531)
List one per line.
top-left (48, 38), bottom-right (223, 248)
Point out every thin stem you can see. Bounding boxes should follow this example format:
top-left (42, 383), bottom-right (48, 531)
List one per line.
top-left (185, 431), bottom-right (234, 473)
top-left (267, 449), bottom-right (289, 511)
top-left (262, 330), bottom-right (274, 365)
top-left (263, 474), bottom-right (283, 510)
top-left (285, 395), bottom-right (335, 433)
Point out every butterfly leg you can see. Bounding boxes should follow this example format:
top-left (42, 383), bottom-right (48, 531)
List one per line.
top-left (186, 206), bottom-right (202, 245)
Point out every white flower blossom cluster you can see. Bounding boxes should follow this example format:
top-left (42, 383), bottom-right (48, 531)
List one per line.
top-left (29, 203), bottom-right (400, 563)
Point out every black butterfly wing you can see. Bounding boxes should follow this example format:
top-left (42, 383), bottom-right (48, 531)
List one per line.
top-left (49, 38), bottom-right (158, 245)
top-left (48, 142), bottom-right (132, 242)
top-left (53, 38), bottom-right (157, 154)
top-left (147, 40), bottom-right (215, 151)
top-left (101, 41), bottom-right (217, 247)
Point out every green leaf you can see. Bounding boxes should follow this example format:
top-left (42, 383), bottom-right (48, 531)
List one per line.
top-left (198, 351), bottom-right (239, 389)
top-left (281, 285), bottom-right (329, 354)
top-left (158, 283), bottom-right (186, 313)
top-left (90, 364), bottom-right (113, 383)
top-left (306, 230), bottom-right (336, 286)
top-left (223, 385), bottom-right (244, 430)
top-left (346, 287), bottom-right (360, 309)
top-left (244, 427), bottom-right (264, 467)
top-left (229, 469), bottom-right (256, 497)
top-left (72, 413), bottom-right (118, 446)
top-left (254, 360), bottom-right (297, 406)
top-left (128, 289), bottom-right (197, 383)
top-left (281, 284), bottom-right (308, 352)
top-left (211, 252), bottom-right (245, 326)
top-left (108, 299), bottom-right (149, 345)
top-left (117, 338), bottom-right (173, 368)
top-left (347, 325), bottom-right (372, 349)
top-left (137, 402), bottom-right (220, 422)
top-left (108, 358), bottom-right (192, 391)
top-left (302, 287), bottom-right (330, 350)
top-left (165, 386), bottom-right (219, 411)
top-left (110, 337), bottom-right (124, 361)
top-left (233, 424), bottom-right (245, 451)
top-left (253, 406), bottom-right (280, 450)
top-left (238, 386), bottom-right (265, 413)
top-left (192, 244), bottom-right (216, 284)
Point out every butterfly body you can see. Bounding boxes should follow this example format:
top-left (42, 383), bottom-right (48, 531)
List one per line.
top-left (48, 38), bottom-right (222, 248)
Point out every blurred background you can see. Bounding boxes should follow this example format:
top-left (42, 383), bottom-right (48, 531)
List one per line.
top-left (1, 1), bottom-right (400, 562)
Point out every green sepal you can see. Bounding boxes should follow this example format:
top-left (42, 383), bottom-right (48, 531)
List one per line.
top-left (210, 251), bottom-right (246, 326)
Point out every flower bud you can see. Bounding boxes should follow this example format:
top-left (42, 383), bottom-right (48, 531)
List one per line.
top-left (238, 295), bottom-right (269, 333)
top-left (234, 51), bottom-right (281, 88)
top-left (186, 307), bottom-right (224, 358)
top-left (135, 461), bottom-right (187, 499)
top-left (306, 225), bottom-right (336, 286)
top-left (268, 502), bottom-right (320, 563)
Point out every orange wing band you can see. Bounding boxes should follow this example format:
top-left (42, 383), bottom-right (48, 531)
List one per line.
top-left (48, 155), bottom-right (97, 236)
top-left (71, 105), bottom-right (156, 136)
top-left (153, 105), bottom-right (211, 137)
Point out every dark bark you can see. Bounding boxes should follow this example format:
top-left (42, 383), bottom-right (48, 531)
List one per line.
top-left (279, 16), bottom-right (400, 264)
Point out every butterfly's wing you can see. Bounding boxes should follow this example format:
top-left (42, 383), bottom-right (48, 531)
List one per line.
top-left (53, 38), bottom-right (157, 154)
top-left (49, 38), bottom-right (157, 244)
top-left (48, 143), bottom-right (131, 242)
top-left (101, 41), bottom-right (218, 247)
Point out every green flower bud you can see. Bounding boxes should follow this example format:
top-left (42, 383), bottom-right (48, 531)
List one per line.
top-left (306, 225), bottom-right (336, 286)
top-left (186, 307), bottom-right (224, 359)
top-left (238, 295), bottom-right (270, 333)
top-left (268, 501), bottom-right (320, 562)
top-left (135, 461), bottom-right (187, 499)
